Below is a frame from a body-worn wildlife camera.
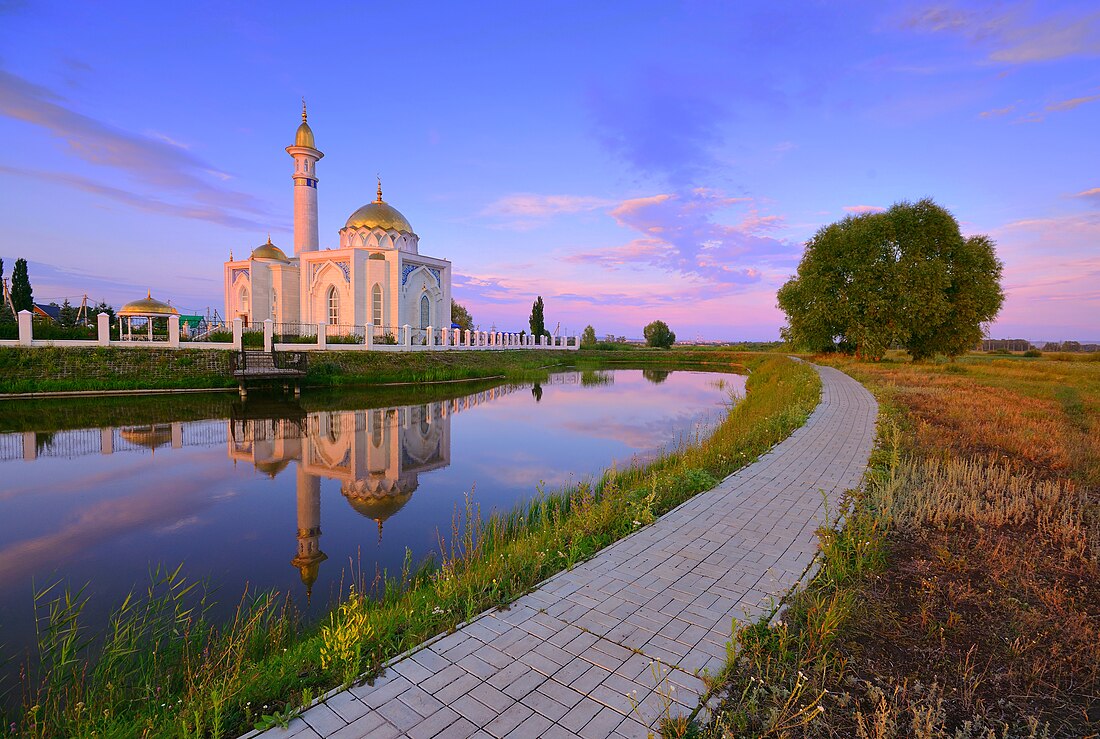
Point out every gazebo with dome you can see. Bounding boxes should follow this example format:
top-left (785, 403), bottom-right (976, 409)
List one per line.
top-left (222, 103), bottom-right (451, 340)
top-left (117, 291), bottom-right (179, 342)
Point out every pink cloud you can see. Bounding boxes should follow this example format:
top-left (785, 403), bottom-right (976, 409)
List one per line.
top-left (904, 5), bottom-right (1100, 65)
top-left (1071, 187), bottom-right (1100, 202)
top-left (572, 189), bottom-right (795, 286)
top-left (1046, 92), bottom-right (1100, 112)
top-left (479, 193), bottom-right (614, 230)
top-left (842, 204), bottom-right (886, 214)
top-left (983, 213), bottom-right (1100, 338)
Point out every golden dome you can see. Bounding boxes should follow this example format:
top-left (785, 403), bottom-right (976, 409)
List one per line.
top-left (344, 180), bottom-right (414, 233)
top-left (250, 235), bottom-right (289, 261)
top-left (293, 99), bottom-right (316, 149)
top-left (294, 121), bottom-right (315, 149)
top-left (118, 291), bottom-right (179, 316)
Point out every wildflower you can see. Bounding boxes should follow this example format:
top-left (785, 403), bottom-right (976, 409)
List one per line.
top-left (816, 705), bottom-right (825, 713)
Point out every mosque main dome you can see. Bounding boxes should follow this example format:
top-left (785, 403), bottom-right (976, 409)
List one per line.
top-left (250, 236), bottom-right (289, 261)
top-left (344, 182), bottom-right (413, 233)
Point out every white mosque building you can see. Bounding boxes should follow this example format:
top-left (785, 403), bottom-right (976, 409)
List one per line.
top-left (222, 104), bottom-right (451, 337)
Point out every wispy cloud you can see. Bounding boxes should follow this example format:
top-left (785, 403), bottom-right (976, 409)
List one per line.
top-left (0, 165), bottom-right (279, 231)
top-left (564, 189), bottom-right (794, 286)
top-left (1046, 92), bottom-right (1100, 111)
top-left (587, 74), bottom-right (731, 187)
top-left (0, 68), bottom-right (274, 227)
top-left (843, 204), bottom-right (886, 214)
top-left (1071, 186), bottom-right (1100, 202)
top-left (979, 103), bottom-right (1017, 118)
top-left (479, 193), bottom-right (614, 230)
top-left (904, 4), bottom-right (1100, 64)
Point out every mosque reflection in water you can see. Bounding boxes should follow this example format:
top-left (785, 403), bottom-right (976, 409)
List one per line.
top-left (226, 388), bottom-right (512, 594)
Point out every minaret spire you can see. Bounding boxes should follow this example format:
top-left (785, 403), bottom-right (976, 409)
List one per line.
top-left (376, 176), bottom-right (383, 203)
top-left (287, 102), bottom-right (323, 256)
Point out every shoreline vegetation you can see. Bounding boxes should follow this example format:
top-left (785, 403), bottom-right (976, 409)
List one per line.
top-left (2, 352), bottom-right (821, 738)
top-left (694, 352), bottom-right (1099, 738)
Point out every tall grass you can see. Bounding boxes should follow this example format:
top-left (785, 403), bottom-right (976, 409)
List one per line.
top-left (5, 355), bottom-right (818, 738)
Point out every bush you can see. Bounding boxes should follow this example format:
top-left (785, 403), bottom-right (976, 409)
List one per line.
top-left (1023, 349), bottom-right (1042, 357)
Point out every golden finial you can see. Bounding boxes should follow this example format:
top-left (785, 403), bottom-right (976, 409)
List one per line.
top-left (147, 290), bottom-right (152, 299)
top-left (301, 97), bottom-right (307, 122)
top-left (230, 248), bottom-right (234, 261)
top-left (267, 233), bottom-right (272, 244)
top-left (376, 176), bottom-right (383, 203)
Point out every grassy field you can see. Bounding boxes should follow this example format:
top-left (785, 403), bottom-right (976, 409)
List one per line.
top-left (696, 352), bottom-right (1099, 738)
top-left (5, 353), bottom-right (820, 738)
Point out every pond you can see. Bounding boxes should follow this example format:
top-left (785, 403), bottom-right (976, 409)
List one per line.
top-left (0, 368), bottom-right (744, 669)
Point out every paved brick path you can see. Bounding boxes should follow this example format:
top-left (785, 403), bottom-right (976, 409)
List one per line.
top-left (258, 364), bottom-right (877, 739)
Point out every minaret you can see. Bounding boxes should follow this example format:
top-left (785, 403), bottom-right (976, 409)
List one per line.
top-left (285, 99), bottom-right (323, 256)
top-left (291, 465), bottom-right (327, 598)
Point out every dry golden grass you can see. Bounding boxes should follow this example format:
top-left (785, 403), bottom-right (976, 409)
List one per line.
top-left (701, 353), bottom-right (1098, 738)
top-left (820, 354), bottom-right (1100, 736)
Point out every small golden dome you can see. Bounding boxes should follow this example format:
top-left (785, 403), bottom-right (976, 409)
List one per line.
top-left (344, 183), bottom-right (413, 233)
top-left (293, 98), bottom-right (317, 149)
top-left (294, 121), bottom-right (315, 149)
top-left (118, 291), bottom-right (179, 316)
top-left (250, 235), bottom-right (289, 261)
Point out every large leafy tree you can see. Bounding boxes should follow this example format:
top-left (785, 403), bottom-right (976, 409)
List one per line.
top-left (450, 299), bottom-right (473, 332)
top-left (643, 320), bottom-right (676, 348)
top-left (11, 258), bottom-right (33, 312)
top-left (529, 296), bottom-right (547, 339)
top-left (777, 199), bottom-right (1003, 360)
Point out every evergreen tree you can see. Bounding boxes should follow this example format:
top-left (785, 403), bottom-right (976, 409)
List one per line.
top-left (58, 299), bottom-right (79, 328)
top-left (89, 301), bottom-right (116, 321)
top-left (529, 296), bottom-right (547, 339)
top-left (11, 258), bottom-right (33, 312)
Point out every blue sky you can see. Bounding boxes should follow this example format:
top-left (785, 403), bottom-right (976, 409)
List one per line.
top-left (1, 1), bottom-right (1097, 340)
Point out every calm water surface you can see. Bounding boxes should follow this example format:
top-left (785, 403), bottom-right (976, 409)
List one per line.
top-left (0, 369), bottom-right (743, 662)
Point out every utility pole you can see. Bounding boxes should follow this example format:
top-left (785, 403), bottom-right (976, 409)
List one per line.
top-left (77, 293), bottom-right (89, 325)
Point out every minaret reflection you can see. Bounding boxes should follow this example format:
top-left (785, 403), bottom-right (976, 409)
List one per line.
top-left (227, 401), bottom-right (452, 593)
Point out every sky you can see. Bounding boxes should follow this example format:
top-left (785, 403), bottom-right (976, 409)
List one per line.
top-left (0, 1), bottom-right (1097, 342)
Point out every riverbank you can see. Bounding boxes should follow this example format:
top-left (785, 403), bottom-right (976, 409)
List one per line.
top-left (0, 345), bottom-right (742, 395)
top-left (7, 353), bottom-right (819, 738)
top-left (699, 353), bottom-right (1099, 737)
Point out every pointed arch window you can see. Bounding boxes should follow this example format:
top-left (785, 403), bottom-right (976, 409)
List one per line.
top-left (272, 290), bottom-right (278, 324)
top-left (240, 287), bottom-right (249, 312)
top-left (420, 294), bottom-right (430, 329)
top-left (372, 284), bottom-right (383, 327)
top-left (327, 286), bottom-right (339, 325)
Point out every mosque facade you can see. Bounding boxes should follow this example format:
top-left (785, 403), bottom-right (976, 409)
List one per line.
top-left (222, 105), bottom-right (451, 337)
